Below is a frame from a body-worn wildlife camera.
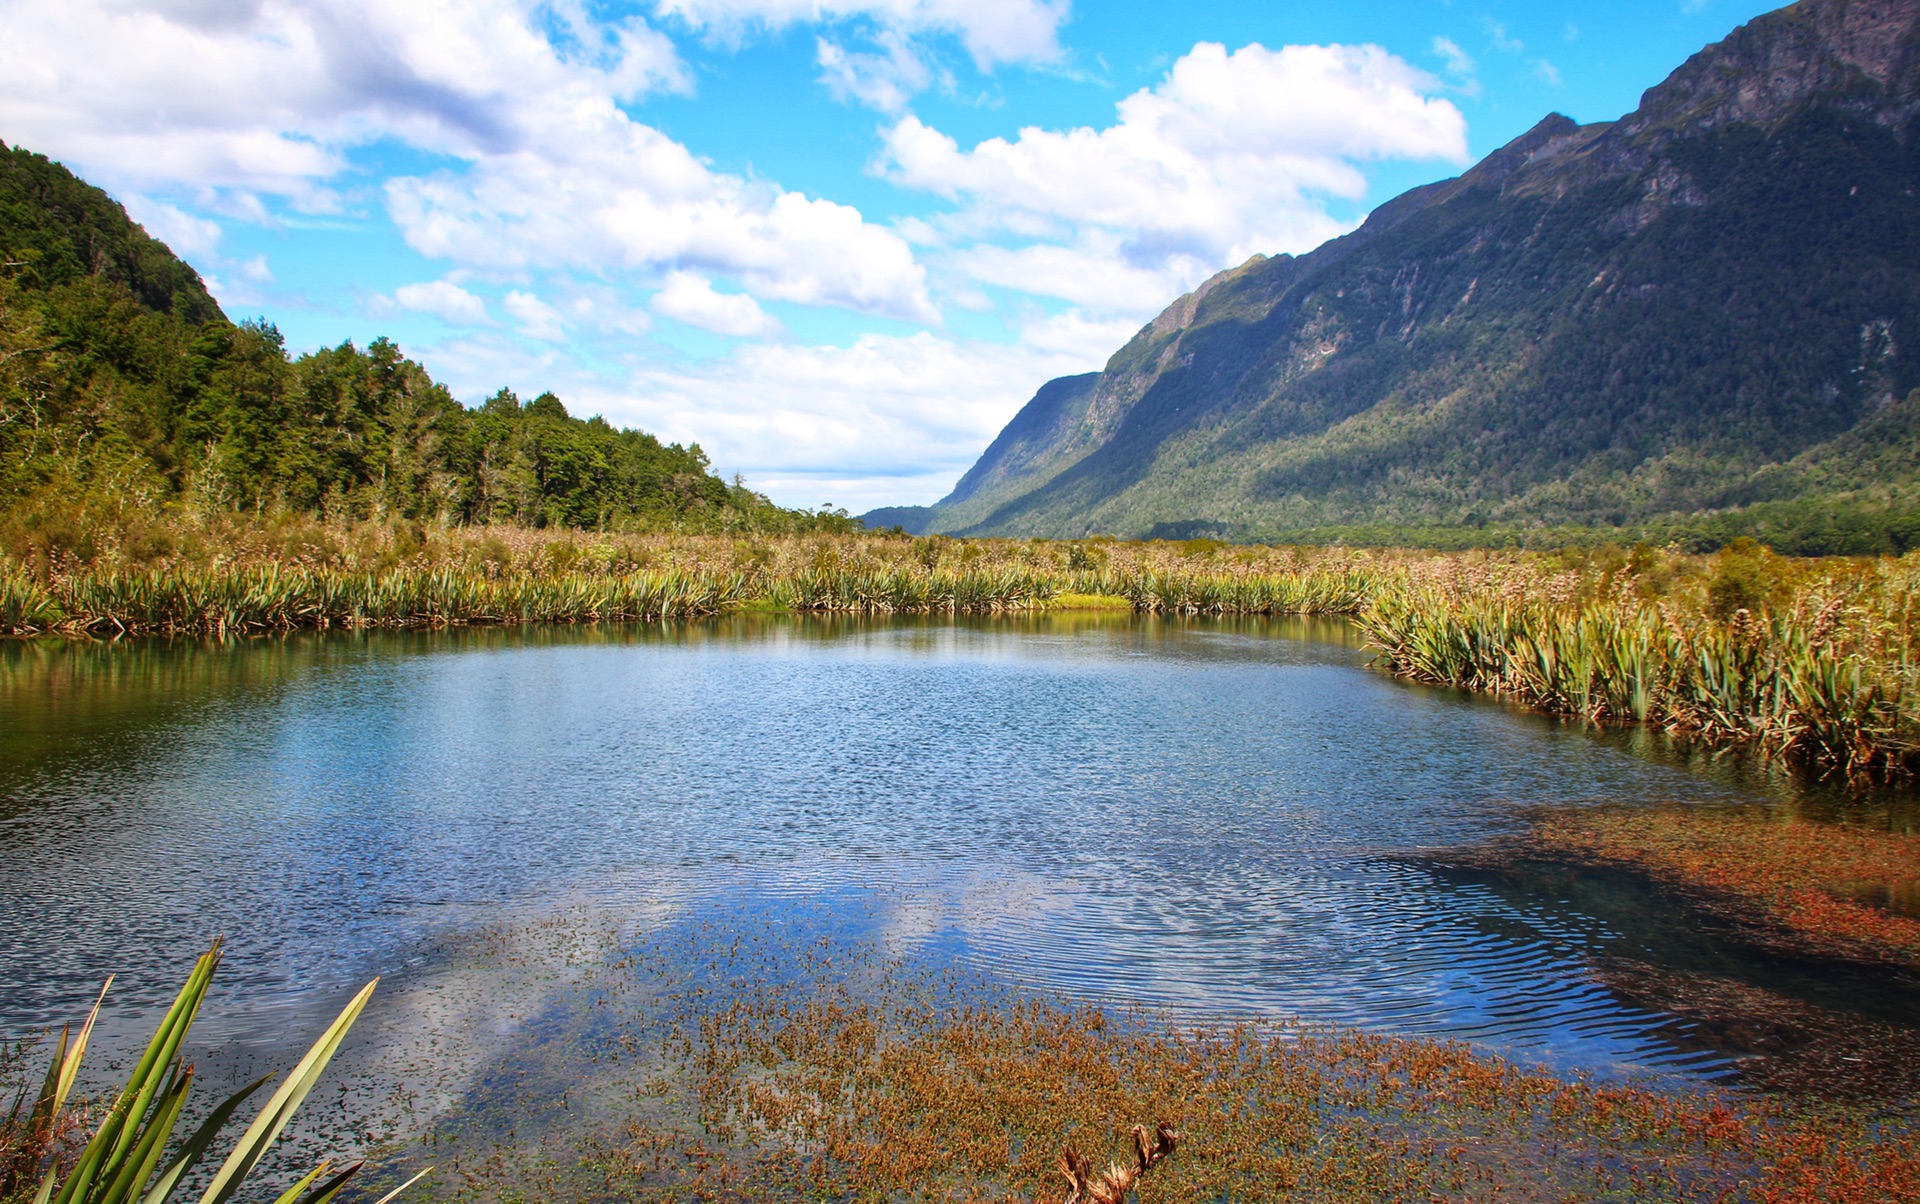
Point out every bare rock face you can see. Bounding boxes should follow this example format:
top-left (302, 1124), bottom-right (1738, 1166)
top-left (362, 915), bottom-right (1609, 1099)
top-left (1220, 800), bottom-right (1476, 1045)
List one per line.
top-left (919, 0), bottom-right (1920, 545)
top-left (1628, 0), bottom-right (1920, 136)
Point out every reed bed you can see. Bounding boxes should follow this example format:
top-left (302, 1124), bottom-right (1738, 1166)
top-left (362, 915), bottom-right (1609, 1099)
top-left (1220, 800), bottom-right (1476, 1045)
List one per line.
top-left (1085, 564), bottom-right (1385, 614)
top-left (8, 516), bottom-right (1920, 779)
top-left (1360, 557), bottom-right (1920, 779)
top-left (0, 566), bottom-right (748, 634)
top-left (760, 566), bottom-right (1059, 613)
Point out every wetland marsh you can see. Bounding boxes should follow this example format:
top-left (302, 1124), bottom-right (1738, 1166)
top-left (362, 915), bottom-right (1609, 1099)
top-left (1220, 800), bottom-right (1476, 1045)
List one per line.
top-left (3, 614), bottom-right (1917, 1200)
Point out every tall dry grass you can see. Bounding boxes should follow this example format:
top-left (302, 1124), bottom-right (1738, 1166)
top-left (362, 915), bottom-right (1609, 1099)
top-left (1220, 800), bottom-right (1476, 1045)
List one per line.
top-left (1361, 547), bottom-right (1919, 778)
top-left (4, 515), bottom-right (1916, 777)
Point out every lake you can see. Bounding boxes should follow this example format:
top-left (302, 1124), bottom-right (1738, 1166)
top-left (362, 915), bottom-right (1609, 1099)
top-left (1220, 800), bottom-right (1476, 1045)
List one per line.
top-left (3, 613), bottom-right (1916, 1134)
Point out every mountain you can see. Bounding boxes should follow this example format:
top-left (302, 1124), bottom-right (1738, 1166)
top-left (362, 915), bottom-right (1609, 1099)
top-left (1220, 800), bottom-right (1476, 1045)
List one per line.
top-left (898, 0), bottom-right (1920, 551)
top-left (0, 141), bottom-right (818, 541)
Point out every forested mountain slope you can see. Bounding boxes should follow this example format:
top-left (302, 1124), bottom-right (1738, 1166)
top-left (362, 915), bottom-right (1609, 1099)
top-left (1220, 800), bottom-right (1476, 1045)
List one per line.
top-left (915, 0), bottom-right (1920, 551)
top-left (0, 141), bottom-right (789, 535)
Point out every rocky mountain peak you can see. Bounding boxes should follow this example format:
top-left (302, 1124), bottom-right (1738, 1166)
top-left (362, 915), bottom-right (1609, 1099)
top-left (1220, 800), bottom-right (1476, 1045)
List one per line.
top-left (1624, 0), bottom-right (1920, 138)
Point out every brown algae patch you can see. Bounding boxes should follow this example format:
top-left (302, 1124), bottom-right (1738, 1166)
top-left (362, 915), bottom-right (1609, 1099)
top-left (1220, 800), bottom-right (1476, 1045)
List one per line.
top-left (1522, 805), bottom-right (1920, 966)
top-left (1596, 958), bottom-right (1920, 1101)
top-left (347, 909), bottom-right (1920, 1204)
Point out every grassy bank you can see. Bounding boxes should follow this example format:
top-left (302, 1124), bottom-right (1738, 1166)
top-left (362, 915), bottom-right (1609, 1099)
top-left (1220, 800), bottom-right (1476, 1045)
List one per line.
top-left (3, 516), bottom-right (1916, 778)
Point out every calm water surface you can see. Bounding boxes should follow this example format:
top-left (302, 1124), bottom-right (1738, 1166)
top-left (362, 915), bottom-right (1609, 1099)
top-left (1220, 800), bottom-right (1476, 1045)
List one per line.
top-left (2, 614), bottom-right (1914, 1096)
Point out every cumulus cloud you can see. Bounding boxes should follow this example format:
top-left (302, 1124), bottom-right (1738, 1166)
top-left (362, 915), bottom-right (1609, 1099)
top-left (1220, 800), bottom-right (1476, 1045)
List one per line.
top-left (504, 290), bottom-right (568, 341)
top-left (1, 0), bottom-right (934, 322)
top-left (955, 237), bottom-right (1231, 315)
top-left (622, 328), bottom-right (1100, 508)
top-left (386, 133), bottom-right (938, 322)
top-left (880, 41), bottom-right (1467, 311)
top-left (393, 279), bottom-right (490, 325)
top-left (656, 0), bottom-right (1068, 67)
top-left (404, 310), bottom-right (1117, 511)
top-left (0, 0), bottom-right (688, 202)
top-left (122, 194), bottom-right (224, 258)
top-left (651, 272), bottom-right (782, 337)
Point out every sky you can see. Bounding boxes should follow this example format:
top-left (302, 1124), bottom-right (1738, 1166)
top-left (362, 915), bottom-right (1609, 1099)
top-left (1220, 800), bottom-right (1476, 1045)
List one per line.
top-left (0, 0), bottom-right (1784, 513)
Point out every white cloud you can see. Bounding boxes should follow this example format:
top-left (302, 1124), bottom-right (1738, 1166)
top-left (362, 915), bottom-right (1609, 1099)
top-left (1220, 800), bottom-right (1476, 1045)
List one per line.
top-left (405, 314), bottom-right (1115, 511)
top-left (655, 0), bottom-right (1068, 67)
top-left (1431, 36), bottom-right (1480, 98)
top-left (504, 290), bottom-right (568, 341)
top-left (956, 237), bottom-right (1236, 315)
top-left (0, 0), bottom-right (689, 203)
top-left (881, 41), bottom-right (1467, 311)
top-left (385, 136), bottom-right (939, 323)
top-left (1, 0), bottom-right (935, 322)
top-left (816, 32), bottom-right (933, 112)
top-left (1532, 59), bottom-right (1565, 87)
top-left (393, 279), bottom-right (490, 325)
top-left (651, 272), bottom-right (782, 337)
top-left (624, 328), bottom-right (1099, 508)
top-left (1014, 307), bottom-right (1144, 361)
top-left (558, 286), bottom-right (656, 337)
top-left (1432, 36), bottom-right (1475, 80)
top-left (122, 194), bottom-right (223, 258)
top-left (1483, 18), bottom-right (1524, 54)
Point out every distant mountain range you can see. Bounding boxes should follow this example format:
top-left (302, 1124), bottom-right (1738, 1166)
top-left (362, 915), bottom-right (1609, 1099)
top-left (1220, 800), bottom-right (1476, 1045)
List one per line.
top-left (871, 0), bottom-right (1920, 553)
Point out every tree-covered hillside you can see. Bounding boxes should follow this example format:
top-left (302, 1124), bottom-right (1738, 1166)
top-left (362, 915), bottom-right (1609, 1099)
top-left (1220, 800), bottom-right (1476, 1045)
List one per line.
top-left (0, 140), bottom-right (813, 542)
top-left (910, 0), bottom-right (1920, 553)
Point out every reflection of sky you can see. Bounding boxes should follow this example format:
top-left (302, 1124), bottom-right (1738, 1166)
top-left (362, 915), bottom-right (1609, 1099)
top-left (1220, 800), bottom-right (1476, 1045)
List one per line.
top-left (0, 618), bottom-right (1822, 1082)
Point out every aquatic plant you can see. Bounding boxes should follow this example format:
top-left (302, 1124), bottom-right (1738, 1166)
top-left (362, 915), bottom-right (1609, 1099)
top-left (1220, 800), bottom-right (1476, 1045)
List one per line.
top-left (1522, 805), bottom-right (1920, 964)
top-left (1, 942), bottom-right (423, 1204)
top-left (0, 568), bottom-right (749, 635)
top-left (1055, 1123), bottom-right (1178, 1204)
top-left (759, 566), bottom-right (1058, 613)
top-left (400, 913), bottom-right (1920, 1203)
top-left (1359, 578), bottom-right (1919, 779)
top-left (6, 525), bottom-right (1918, 780)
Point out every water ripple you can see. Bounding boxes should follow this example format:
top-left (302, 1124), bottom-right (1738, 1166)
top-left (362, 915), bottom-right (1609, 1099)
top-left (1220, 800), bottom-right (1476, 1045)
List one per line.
top-left (0, 617), bottom-right (1908, 1089)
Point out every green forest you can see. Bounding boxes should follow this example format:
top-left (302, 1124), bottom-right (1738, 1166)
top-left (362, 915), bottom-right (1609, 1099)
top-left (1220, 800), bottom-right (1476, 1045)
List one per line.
top-left (0, 140), bottom-right (844, 560)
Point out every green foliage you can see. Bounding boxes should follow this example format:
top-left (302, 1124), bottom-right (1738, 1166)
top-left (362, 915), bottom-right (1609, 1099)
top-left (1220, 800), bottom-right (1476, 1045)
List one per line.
top-left (1, 942), bottom-right (421, 1204)
top-left (0, 564), bottom-right (749, 635)
top-left (0, 141), bottom-right (818, 539)
top-left (1705, 537), bottom-right (1787, 619)
top-left (1360, 554), bottom-right (1920, 780)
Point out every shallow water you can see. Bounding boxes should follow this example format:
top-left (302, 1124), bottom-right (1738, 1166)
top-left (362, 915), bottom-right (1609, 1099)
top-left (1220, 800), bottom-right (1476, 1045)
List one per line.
top-left (2, 613), bottom-right (1914, 1100)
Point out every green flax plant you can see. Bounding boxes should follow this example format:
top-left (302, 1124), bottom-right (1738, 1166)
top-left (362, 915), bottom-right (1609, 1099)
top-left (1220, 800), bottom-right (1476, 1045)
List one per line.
top-left (0, 568), bottom-right (748, 635)
top-left (759, 566), bottom-right (1059, 613)
top-left (1360, 588), bottom-right (1916, 779)
top-left (1, 942), bottom-right (424, 1204)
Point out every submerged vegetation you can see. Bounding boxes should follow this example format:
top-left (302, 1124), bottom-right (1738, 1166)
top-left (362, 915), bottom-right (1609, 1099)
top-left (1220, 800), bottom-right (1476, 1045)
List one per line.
top-left (1519, 805), bottom-right (1920, 965)
top-left (331, 912), bottom-right (1920, 1204)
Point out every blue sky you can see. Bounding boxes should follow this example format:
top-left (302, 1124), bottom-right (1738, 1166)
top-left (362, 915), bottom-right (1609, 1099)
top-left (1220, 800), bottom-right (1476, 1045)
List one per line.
top-left (0, 0), bottom-right (1781, 511)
